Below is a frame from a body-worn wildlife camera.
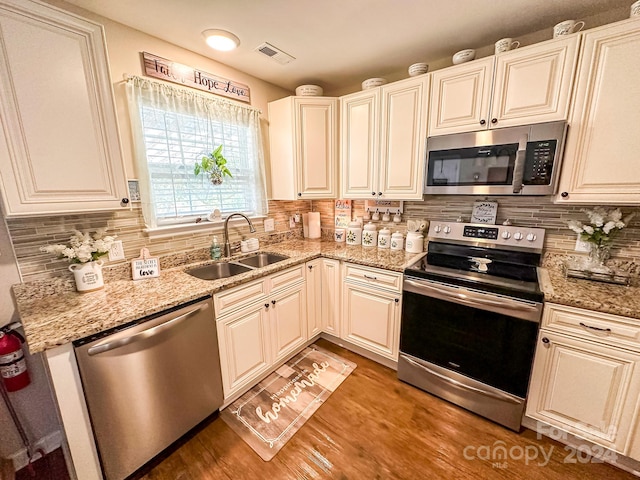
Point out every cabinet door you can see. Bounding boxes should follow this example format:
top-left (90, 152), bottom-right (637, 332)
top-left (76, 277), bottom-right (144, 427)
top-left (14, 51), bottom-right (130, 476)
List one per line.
top-left (340, 89), bottom-right (379, 199)
top-left (342, 282), bottom-right (401, 360)
top-left (270, 284), bottom-right (307, 365)
top-left (294, 97), bottom-right (338, 199)
top-left (321, 259), bottom-right (341, 336)
top-left (217, 303), bottom-right (270, 397)
top-left (305, 260), bottom-right (322, 338)
top-left (557, 20), bottom-right (640, 204)
top-left (491, 35), bottom-right (579, 128)
top-left (526, 331), bottom-right (640, 453)
top-left (0, 0), bottom-right (128, 217)
top-left (379, 76), bottom-right (429, 199)
top-left (428, 57), bottom-right (494, 136)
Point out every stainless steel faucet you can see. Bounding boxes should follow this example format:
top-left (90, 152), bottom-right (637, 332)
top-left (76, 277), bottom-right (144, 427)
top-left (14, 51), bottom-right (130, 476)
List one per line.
top-left (223, 213), bottom-right (256, 257)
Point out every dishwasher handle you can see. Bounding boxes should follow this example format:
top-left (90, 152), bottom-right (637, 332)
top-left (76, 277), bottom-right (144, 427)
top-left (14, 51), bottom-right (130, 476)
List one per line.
top-left (88, 303), bottom-right (207, 356)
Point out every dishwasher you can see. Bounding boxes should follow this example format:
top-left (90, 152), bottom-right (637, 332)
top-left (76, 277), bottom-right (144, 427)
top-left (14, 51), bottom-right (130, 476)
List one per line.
top-left (74, 297), bottom-right (223, 480)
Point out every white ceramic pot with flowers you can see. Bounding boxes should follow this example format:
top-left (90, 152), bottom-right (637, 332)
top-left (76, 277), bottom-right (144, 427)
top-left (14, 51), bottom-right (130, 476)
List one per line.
top-left (40, 229), bottom-right (117, 292)
top-left (567, 207), bottom-right (635, 273)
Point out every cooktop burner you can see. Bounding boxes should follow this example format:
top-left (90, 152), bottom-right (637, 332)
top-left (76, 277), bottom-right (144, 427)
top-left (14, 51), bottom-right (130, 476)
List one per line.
top-left (404, 222), bottom-right (546, 302)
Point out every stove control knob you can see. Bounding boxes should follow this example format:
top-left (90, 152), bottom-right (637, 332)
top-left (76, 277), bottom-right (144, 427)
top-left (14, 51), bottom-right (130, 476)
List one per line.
top-left (501, 231), bottom-right (511, 240)
top-left (443, 226), bottom-right (452, 234)
top-left (513, 232), bottom-right (524, 241)
top-left (526, 233), bottom-right (537, 242)
top-left (434, 225), bottom-right (442, 233)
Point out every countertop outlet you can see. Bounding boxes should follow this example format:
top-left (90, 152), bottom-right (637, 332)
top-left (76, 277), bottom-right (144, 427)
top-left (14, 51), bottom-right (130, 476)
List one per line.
top-left (264, 218), bottom-right (275, 232)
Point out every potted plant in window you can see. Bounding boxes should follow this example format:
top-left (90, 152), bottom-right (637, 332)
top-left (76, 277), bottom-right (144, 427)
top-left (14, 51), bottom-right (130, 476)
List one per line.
top-left (194, 145), bottom-right (233, 185)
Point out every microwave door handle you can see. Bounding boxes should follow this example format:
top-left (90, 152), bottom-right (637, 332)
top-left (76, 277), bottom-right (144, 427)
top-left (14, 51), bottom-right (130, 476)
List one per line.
top-left (512, 134), bottom-right (528, 193)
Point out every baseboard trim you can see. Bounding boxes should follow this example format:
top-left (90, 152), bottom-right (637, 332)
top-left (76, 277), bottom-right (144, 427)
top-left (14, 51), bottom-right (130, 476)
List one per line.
top-left (8, 429), bottom-right (63, 471)
top-left (522, 416), bottom-right (640, 477)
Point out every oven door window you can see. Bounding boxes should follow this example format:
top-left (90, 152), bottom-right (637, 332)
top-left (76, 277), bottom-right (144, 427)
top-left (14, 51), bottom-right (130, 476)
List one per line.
top-left (400, 290), bottom-right (538, 398)
top-left (427, 143), bottom-right (518, 187)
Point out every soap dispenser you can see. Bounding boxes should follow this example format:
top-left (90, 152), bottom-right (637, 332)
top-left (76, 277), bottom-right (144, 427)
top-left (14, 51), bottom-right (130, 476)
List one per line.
top-left (210, 235), bottom-right (222, 259)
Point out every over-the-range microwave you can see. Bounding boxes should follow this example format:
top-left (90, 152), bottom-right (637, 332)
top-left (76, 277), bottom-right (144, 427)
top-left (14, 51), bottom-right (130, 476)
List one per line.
top-left (424, 121), bottom-right (567, 196)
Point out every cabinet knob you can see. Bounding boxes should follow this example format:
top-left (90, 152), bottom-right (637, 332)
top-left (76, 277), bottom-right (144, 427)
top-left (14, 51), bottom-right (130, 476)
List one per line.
top-left (479, 119), bottom-right (486, 126)
top-left (372, 192), bottom-right (377, 196)
top-left (271, 300), bottom-right (276, 305)
top-left (265, 303), bottom-right (270, 309)
top-left (297, 192), bottom-right (302, 197)
top-left (394, 298), bottom-right (399, 303)
top-left (491, 118), bottom-right (498, 124)
top-left (121, 198), bottom-right (130, 205)
top-left (542, 337), bottom-right (550, 344)
top-left (308, 265), bottom-right (313, 270)
top-left (378, 192), bottom-right (382, 197)
top-left (561, 191), bottom-right (569, 198)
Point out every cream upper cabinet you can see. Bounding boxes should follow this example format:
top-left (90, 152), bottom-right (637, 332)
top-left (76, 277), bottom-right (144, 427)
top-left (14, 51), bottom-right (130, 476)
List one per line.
top-left (268, 96), bottom-right (338, 200)
top-left (0, 0), bottom-right (129, 217)
top-left (557, 19), bottom-right (640, 204)
top-left (429, 35), bottom-right (579, 136)
top-left (429, 57), bottom-right (494, 135)
top-left (340, 75), bottom-right (428, 200)
top-left (527, 304), bottom-right (640, 457)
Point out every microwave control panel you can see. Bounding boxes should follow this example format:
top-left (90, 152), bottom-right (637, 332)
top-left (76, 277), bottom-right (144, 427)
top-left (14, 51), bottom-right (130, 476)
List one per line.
top-left (523, 140), bottom-right (557, 185)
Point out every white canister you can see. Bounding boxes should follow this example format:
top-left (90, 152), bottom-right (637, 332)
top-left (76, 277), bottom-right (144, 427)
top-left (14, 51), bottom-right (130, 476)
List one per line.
top-left (362, 222), bottom-right (378, 247)
top-left (346, 221), bottom-right (362, 245)
top-left (390, 232), bottom-right (404, 251)
top-left (378, 227), bottom-right (391, 249)
top-left (69, 260), bottom-right (104, 293)
top-left (334, 228), bottom-right (345, 242)
top-left (405, 232), bottom-right (424, 253)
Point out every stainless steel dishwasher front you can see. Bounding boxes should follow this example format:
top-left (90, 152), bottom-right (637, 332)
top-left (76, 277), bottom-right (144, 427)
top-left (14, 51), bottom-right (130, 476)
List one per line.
top-left (74, 297), bottom-right (223, 480)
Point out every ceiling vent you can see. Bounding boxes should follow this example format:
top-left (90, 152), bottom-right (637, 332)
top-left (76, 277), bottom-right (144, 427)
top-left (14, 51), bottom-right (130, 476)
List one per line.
top-left (255, 42), bottom-right (295, 65)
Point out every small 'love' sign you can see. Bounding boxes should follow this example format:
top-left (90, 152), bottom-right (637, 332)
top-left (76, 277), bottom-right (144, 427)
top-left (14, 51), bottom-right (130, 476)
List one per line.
top-left (132, 248), bottom-right (160, 281)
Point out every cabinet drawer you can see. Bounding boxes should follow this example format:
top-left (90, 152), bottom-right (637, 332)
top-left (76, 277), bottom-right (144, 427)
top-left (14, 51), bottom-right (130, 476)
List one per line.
top-left (543, 303), bottom-right (640, 351)
top-left (214, 278), bottom-right (267, 318)
top-left (343, 263), bottom-right (402, 292)
top-left (268, 265), bottom-right (305, 293)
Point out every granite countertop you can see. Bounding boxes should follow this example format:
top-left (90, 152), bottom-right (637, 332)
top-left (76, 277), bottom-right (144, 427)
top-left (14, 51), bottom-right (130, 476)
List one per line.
top-left (539, 254), bottom-right (640, 321)
top-left (13, 239), bottom-right (423, 354)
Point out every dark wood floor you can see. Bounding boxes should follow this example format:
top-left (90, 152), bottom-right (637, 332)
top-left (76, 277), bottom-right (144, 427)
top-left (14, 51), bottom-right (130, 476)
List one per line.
top-left (140, 339), bottom-right (636, 479)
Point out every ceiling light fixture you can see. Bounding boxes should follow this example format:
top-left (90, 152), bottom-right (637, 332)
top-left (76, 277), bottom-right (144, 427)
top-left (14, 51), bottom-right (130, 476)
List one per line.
top-left (202, 29), bottom-right (240, 51)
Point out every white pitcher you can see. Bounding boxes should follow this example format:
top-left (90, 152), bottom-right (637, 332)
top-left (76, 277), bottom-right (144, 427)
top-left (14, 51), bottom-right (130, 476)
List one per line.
top-left (69, 260), bottom-right (104, 293)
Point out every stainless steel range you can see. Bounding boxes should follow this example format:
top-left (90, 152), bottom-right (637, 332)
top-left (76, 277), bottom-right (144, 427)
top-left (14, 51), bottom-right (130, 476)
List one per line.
top-left (398, 221), bottom-right (546, 431)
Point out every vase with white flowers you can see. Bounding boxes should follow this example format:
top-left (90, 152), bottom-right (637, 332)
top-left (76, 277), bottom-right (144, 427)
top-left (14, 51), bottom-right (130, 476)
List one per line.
top-left (40, 229), bottom-right (117, 292)
top-left (567, 207), bottom-right (635, 273)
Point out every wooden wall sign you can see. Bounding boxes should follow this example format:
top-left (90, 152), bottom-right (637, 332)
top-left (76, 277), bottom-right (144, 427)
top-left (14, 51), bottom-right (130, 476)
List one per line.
top-left (142, 52), bottom-right (251, 103)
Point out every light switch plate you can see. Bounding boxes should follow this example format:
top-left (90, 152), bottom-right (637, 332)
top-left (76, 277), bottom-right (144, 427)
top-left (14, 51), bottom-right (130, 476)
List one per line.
top-left (108, 240), bottom-right (126, 261)
top-left (289, 216), bottom-right (295, 229)
top-left (264, 218), bottom-right (275, 232)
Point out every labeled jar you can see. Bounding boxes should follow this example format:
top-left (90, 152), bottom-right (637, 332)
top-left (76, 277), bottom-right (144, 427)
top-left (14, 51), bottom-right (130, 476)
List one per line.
top-left (390, 232), bottom-right (404, 251)
top-left (405, 232), bottom-right (424, 253)
top-left (346, 221), bottom-right (362, 245)
top-left (362, 222), bottom-right (378, 247)
top-left (378, 227), bottom-right (391, 249)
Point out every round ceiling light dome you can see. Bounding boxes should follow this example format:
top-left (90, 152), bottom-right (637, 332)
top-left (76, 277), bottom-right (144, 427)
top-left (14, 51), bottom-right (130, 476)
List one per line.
top-left (202, 29), bottom-right (240, 51)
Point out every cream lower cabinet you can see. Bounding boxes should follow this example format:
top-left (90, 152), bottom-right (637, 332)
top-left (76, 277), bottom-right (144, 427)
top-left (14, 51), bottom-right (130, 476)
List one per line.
top-left (341, 263), bottom-right (402, 361)
top-left (557, 19), bottom-right (640, 204)
top-left (340, 75), bottom-right (428, 200)
top-left (306, 260), bottom-right (323, 338)
top-left (527, 304), bottom-right (640, 456)
top-left (429, 35), bottom-right (579, 136)
top-left (321, 258), bottom-right (342, 336)
top-left (215, 265), bottom-right (307, 400)
top-left (0, 0), bottom-right (129, 217)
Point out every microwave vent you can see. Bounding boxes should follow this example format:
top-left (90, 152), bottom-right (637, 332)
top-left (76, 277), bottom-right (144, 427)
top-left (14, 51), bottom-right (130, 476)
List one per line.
top-left (255, 42), bottom-right (295, 65)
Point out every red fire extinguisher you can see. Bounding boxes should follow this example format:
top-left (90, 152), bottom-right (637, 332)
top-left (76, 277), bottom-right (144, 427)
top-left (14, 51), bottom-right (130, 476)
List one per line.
top-left (0, 324), bottom-right (31, 392)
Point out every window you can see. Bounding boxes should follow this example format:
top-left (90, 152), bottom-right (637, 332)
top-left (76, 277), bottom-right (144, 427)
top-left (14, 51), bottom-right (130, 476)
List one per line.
top-left (126, 76), bottom-right (267, 229)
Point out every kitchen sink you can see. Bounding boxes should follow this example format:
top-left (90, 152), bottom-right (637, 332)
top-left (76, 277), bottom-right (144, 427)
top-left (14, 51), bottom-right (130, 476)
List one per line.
top-left (235, 253), bottom-right (289, 268)
top-left (187, 262), bottom-right (252, 281)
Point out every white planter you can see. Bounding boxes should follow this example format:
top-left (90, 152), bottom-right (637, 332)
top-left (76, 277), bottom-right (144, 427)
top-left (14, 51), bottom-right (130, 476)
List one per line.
top-left (69, 260), bottom-right (104, 293)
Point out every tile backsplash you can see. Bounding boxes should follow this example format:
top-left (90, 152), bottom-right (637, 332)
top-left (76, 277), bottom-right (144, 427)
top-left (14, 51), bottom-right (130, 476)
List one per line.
top-left (5, 196), bottom-right (639, 282)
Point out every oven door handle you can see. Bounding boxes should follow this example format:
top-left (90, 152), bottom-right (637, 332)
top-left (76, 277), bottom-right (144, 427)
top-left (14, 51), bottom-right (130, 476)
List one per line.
top-left (454, 292), bottom-right (535, 312)
top-left (401, 355), bottom-right (521, 405)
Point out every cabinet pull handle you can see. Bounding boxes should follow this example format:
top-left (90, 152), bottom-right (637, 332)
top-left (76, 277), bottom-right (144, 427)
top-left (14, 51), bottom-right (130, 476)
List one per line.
top-left (479, 119), bottom-right (486, 125)
top-left (363, 274), bottom-right (377, 280)
top-left (579, 322), bottom-right (612, 333)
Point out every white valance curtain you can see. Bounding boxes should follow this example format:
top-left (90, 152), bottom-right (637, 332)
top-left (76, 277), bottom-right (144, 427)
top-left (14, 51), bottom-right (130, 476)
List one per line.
top-left (125, 75), bottom-right (267, 229)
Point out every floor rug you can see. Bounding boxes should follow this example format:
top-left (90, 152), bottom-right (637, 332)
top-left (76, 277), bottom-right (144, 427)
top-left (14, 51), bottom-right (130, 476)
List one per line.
top-left (220, 344), bottom-right (356, 461)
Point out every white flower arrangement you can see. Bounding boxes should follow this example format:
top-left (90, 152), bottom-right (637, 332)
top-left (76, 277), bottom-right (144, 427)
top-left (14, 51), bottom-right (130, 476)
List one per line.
top-left (567, 207), bottom-right (635, 247)
top-left (40, 229), bottom-right (117, 264)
